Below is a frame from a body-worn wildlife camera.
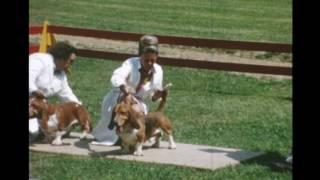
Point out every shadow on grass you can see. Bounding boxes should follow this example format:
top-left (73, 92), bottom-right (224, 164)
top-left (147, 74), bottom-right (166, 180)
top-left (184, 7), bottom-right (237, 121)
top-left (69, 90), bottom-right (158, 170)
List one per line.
top-left (241, 151), bottom-right (292, 172)
top-left (278, 96), bottom-right (292, 101)
top-left (199, 148), bottom-right (263, 163)
top-left (198, 148), bottom-right (291, 172)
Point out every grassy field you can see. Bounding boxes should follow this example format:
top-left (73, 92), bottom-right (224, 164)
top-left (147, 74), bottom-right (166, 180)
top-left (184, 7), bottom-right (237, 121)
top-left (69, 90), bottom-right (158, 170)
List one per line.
top-left (30, 58), bottom-right (292, 179)
top-left (29, 0), bottom-right (292, 43)
top-left (29, 0), bottom-right (292, 179)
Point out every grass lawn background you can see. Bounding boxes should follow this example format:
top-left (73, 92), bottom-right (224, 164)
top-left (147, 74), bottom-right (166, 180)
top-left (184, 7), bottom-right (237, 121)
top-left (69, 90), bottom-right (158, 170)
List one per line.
top-left (29, 0), bottom-right (292, 179)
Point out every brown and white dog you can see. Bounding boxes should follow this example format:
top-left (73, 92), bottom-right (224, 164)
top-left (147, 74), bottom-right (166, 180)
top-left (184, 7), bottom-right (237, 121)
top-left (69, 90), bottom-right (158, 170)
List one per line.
top-left (144, 88), bottom-right (176, 150)
top-left (113, 84), bottom-right (176, 156)
top-left (29, 93), bottom-right (92, 145)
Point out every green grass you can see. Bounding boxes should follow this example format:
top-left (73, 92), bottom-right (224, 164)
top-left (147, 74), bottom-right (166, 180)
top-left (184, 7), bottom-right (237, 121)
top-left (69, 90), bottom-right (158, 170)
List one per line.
top-left (29, 0), bottom-right (292, 43)
top-left (30, 57), bottom-right (292, 179)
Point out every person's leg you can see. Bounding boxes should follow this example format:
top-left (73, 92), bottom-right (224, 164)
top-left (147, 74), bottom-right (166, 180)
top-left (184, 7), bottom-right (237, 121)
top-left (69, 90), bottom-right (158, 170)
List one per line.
top-left (91, 91), bottom-right (119, 145)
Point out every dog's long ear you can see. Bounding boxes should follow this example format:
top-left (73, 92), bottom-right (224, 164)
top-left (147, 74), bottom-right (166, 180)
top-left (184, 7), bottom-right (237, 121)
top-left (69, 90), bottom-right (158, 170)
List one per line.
top-left (31, 91), bottom-right (45, 100)
top-left (129, 109), bottom-right (141, 129)
top-left (37, 93), bottom-right (45, 100)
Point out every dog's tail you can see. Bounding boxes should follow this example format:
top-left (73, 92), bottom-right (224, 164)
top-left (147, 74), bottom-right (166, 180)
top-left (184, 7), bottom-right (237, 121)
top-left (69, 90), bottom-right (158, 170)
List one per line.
top-left (155, 83), bottom-right (172, 112)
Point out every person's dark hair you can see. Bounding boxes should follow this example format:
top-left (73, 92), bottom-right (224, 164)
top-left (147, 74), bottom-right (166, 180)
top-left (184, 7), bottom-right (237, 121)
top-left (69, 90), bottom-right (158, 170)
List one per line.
top-left (47, 42), bottom-right (77, 61)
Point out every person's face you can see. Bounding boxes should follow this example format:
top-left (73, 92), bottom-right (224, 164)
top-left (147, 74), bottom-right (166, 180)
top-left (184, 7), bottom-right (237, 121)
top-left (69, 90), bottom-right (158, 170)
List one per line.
top-left (140, 52), bottom-right (157, 71)
top-left (55, 53), bottom-right (76, 71)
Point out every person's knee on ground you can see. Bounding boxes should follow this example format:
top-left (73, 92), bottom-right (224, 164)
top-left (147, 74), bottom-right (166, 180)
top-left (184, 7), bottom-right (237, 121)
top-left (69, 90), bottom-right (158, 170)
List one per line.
top-left (29, 118), bottom-right (46, 143)
top-left (29, 118), bottom-right (40, 142)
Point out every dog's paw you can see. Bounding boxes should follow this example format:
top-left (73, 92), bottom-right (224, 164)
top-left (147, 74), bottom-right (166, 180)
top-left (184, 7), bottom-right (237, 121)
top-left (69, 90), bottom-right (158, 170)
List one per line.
top-left (79, 135), bottom-right (87, 140)
top-left (39, 136), bottom-right (51, 144)
top-left (121, 148), bottom-right (130, 154)
top-left (133, 150), bottom-right (144, 156)
top-left (168, 143), bottom-right (177, 149)
top-left (151, 142), bottom-right (160, 148)
top-left (52, 138), bottom-right (63, 146)
top-left (79, 132), bottom-right (93, 140)
top-left (62, 131), bottom-right (71, 138)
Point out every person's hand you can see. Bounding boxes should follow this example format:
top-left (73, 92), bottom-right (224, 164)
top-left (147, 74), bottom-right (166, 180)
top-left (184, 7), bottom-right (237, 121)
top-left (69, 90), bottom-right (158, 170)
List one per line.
top-left (119, 84), bottom-right (129, 95)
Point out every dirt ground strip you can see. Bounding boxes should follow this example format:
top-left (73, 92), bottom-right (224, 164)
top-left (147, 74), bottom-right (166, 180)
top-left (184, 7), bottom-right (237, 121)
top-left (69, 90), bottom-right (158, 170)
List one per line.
top-left (30, 35), bottom-right (292, 79)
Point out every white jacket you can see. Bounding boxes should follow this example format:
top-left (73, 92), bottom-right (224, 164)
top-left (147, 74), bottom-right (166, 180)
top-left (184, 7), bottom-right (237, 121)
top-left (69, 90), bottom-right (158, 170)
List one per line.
top-left (29, 53), bottom-right (80, 103)
top-left (111, 56), bottom-right (163, 99)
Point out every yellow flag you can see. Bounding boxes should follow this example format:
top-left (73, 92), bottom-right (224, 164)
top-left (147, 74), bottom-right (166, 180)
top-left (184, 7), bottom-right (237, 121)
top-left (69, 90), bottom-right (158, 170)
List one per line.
top-left (39, 20), bottom-right (56, 52)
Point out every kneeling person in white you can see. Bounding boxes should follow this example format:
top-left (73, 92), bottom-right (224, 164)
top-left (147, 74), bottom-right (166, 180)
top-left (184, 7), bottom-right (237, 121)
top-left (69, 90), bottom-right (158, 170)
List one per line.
top-left (91, 35), bottom-right (166, 146)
